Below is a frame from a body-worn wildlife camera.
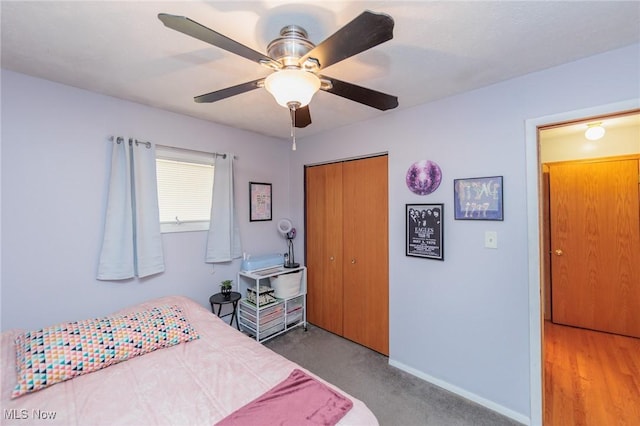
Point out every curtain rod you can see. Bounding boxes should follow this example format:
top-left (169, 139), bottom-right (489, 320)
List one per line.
top-left (155, 143), bottom-right (236, 159)
top-left (108, 136), bottom-right (151, 149)
top-left (107, 137), bottom-right (235, 159)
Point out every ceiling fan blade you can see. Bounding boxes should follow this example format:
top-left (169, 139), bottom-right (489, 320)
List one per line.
top-left (299, 10), bottom-right (394, 70)
top-left (320, 76), bottom-right (398, 111)
top-left (158, 13), bottom-right (275, 65)
top-left (194, 79), bottom-right (263, 103)
top-left (293, 105), bottom-right (312, 128)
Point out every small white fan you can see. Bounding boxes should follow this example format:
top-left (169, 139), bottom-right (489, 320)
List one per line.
top-left (277, 218), bottom-right (299, 268)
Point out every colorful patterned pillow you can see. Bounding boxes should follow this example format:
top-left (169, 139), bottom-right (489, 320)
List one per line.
top-left (12, 304), bottom-right (199, 398)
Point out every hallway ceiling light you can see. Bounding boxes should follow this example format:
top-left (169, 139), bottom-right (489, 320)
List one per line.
top-left (584, 122), bottom-right (605, 140)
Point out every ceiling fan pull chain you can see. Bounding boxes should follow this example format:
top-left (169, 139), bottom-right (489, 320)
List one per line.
top-left (290, 104), bottom-right (297, 151)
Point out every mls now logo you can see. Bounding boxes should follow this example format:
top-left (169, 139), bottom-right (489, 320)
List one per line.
top-left (4, 409), bottom-right (57, 420)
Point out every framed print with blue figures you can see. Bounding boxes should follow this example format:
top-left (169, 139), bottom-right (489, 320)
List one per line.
top-left (406, 204), bottom-right (444, 260)
top-left (453, 176), bottom-right (503, 220)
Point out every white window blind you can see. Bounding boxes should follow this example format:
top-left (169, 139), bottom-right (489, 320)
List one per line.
top-left (156, 145), bottom-right (215, 233)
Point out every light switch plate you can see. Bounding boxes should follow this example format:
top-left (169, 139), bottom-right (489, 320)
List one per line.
top-left (485, 231), bottom-right (498, 249)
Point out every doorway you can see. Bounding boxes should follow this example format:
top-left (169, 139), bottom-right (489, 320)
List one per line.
top-left (525, 100), bottom-right (640, 426)
top-left (538, 113), bottom-right (640, 425)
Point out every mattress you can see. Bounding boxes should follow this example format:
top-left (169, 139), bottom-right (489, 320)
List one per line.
top-left (0, 295), bottom-right (378, 425)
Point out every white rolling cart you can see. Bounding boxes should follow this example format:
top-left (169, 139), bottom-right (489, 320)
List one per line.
top-left (237, 265), bottom-right (307, 343)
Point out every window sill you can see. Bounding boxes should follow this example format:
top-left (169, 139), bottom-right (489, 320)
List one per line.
top-left (161, 221), bottom-right (209, 234)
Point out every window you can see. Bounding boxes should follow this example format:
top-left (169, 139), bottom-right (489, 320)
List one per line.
top-left (156, 145), bottom-right (215, 233)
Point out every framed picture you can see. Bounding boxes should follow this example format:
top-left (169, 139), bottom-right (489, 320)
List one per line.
top-left (249, 182), bottom-right (272, 222)
top-left (406, 203), bottom-right (444, 260)
top-left (453, 176), bottom-right (503, 220)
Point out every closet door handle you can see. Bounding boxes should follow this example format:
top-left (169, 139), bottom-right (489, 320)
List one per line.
top-left (329, 256), bottom-right (335, 261)
top-left (351, 259), bottom-right (356, 264)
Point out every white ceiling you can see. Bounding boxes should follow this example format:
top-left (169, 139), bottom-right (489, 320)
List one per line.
top-left (2, 1), bottom-right (639, 141)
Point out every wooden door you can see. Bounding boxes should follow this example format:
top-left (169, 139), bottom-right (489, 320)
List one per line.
top-left (342, 155), bottom-right (389, 355)
top-left (305, 163), bottom-right (344, 335)
top-left (549, 157), bottom-right (640, 337)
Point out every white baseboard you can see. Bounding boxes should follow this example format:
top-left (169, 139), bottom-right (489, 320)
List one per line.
top-left (388, 358), bottom-right (530, 425)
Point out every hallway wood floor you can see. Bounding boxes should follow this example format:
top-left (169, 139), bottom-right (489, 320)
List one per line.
top-left (544, 321), bottom-right (640, 426)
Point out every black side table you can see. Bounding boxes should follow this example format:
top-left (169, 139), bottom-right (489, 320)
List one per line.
top-left (209, 292), bottom-right (241, 330)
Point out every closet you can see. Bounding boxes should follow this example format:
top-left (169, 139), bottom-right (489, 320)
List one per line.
top-left (305, 154), bottom-right (389, 355)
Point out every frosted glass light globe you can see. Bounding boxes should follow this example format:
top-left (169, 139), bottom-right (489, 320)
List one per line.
top-left (265, 70), bottom-right (321, 108)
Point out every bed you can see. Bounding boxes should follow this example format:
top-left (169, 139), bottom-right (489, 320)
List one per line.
top-left (0, 295), bottom-right (378, 425)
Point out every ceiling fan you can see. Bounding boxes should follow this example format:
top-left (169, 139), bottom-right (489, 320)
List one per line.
top-left (158, 10), bottom-right (399, 131)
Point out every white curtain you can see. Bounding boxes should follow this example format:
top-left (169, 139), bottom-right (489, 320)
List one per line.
top-left (97, 137), bottom-right (165, 280)
top-left (205, 153), bottom-right (242, 263)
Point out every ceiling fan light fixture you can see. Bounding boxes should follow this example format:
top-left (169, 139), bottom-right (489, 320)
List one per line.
top-left (584, 122), bottom-right (605, 140)
top-left (264, 69), bottom-right (320, 108)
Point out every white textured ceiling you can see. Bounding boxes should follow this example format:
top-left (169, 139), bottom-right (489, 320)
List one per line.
top-left (2, 1), bottom-right (639, 140)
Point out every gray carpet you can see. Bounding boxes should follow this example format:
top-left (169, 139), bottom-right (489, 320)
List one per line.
top-left (264, 324), bottom-right (522, 426)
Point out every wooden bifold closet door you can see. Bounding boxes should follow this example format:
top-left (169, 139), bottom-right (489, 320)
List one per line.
top-left (305, 155), bottom-right (389, 355)
top-left (306, 162), bottom-right (344, 336)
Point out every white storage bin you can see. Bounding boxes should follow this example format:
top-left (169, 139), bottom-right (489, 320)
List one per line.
top-left (287, 310), bottom-right (303, 326)
top-left (239, 301), bottom-right (284, 326)
top-left (270, 270), bottom-right (302, 299)
top-left (260, 321), bottom-right (285, 339)
top-left (287, 295), bottom-right (304, 313)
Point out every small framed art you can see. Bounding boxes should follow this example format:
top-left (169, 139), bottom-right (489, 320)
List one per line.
top-left (249, 182), bottom-right (272, 222)
top-left (453, 176), bottom-right (503, 220)
top-left (406, 203), bottom-right (444, 260)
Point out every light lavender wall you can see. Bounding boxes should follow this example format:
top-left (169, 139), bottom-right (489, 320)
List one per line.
top-left (288, 43), bottom-right (640, 424)
top-left (1, 70), bottom-right (292, 331)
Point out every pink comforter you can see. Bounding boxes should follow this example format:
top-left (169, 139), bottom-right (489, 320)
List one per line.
top-left (0, 296), bottom-right (378, 426)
